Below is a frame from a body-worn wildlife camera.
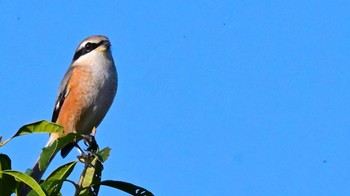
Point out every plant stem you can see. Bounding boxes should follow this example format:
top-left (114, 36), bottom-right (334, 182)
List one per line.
top-left (74, 154), bottom-right (91, 196)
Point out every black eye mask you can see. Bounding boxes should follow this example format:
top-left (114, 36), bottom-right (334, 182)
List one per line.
top-left (72, 41), bottom-right (104, 61)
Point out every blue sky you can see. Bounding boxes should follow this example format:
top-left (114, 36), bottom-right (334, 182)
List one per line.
top-left (1, 1), bottom-right (350, 195)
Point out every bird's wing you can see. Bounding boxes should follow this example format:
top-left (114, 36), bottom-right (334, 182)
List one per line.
top-left (51, 66), bottom-right (74, 122)
top-left (51, 66), bottom-right (78, 158)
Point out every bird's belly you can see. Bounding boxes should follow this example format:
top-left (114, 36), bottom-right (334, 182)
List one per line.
top-left (76, 76), bottom-right (117, 135)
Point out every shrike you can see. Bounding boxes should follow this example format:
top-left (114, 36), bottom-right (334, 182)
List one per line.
top-left (32, 35), bottom-right (118, 182)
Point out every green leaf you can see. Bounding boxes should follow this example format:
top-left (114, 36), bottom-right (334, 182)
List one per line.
top-left (0, 170), bottom-right (47, 196)
top-left (37, 133), bottom-right (83, 171)
top-left (0, 120), bottom-right (63, 147)
top-left (99, 180), bottom-right (154, 196)
top-left (37, 143), bottom-right (57, 172)
top-left (79, 154), bottom-right (103, 195)
top-left (91, 147), bottom-right (111, 163)
top-left (0, 154), bottom-right (16, 196)
top-left (78, 187), bottom-right (94, 196)
top-left (17, 120), bottom-right (63, 135)
top-left (39, 161), bottom-right (78, 196)
top-left (0, 154), bottom-right (12, 171)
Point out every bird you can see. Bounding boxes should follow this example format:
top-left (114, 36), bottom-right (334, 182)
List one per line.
top-left (31, 35), bottom-right (118, 183)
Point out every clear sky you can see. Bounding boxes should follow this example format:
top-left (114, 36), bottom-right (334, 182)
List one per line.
top-left (1, 1), bottom-right (350, 195)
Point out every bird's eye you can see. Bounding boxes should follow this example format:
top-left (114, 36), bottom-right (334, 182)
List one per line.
top-left (85, 42), bottom-right (92, 52)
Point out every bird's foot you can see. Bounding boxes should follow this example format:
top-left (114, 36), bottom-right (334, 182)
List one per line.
top-left (83, 134), bottom-right (99, 153)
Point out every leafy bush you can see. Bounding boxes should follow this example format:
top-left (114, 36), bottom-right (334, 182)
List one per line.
top-left (0, 120), bottom-right (153, 196)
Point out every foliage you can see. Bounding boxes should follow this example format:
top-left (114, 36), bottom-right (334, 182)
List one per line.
top-left (0, 120), bottom-right (153, 196)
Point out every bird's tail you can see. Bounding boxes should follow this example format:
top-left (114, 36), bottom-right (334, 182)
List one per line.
top-left (31, 137), bottom-right (58, 182)
top-left (20, 138), bottom-right (58, 195)
top-left (30, 158), bottom-right (53, 183)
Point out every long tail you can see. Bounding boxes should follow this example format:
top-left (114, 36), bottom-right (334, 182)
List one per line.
top-left (31, 137), bottom-right (58, 182)
top-left (20, 138), bottom-right (58, 195)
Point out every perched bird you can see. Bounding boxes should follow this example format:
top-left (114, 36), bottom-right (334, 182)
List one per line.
top-left (31, 35), bottom-right (118, 182)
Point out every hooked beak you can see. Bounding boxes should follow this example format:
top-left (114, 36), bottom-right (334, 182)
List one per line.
top-left (97, 40), bottom-right (111, 52)
top-left (102, 40), bottom-right (111, 48)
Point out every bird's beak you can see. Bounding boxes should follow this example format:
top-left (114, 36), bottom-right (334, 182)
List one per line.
top-left (97, 40), bottom-right (111, 52)
top-left (102, 40), bottom-right (111, 47)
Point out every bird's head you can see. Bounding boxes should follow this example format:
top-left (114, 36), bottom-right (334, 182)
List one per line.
top-left (72, 35), bottom-right (112, 63)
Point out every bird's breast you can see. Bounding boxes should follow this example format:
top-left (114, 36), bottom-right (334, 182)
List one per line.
top-left (75, 59), bottom-right (117, 134)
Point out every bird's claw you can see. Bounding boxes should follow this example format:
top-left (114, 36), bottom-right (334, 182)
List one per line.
top-left (83, 134), bottom-right (99, 153)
